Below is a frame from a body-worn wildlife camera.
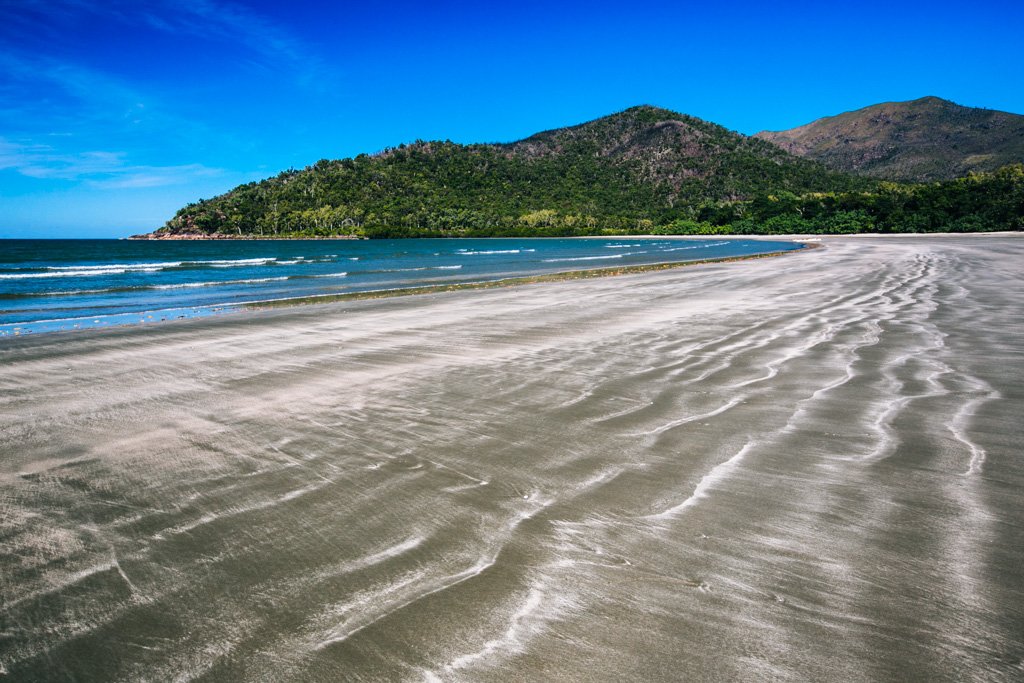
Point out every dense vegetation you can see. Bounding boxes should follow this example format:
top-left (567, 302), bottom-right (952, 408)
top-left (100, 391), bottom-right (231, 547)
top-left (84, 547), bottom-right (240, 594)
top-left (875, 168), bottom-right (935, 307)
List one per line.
top-left (147, 105), bottom-right (1023, 239)
top-left (678, 165), bottom-right (1024, 235)
top-left (756, 96), bottom-right (1024, 182)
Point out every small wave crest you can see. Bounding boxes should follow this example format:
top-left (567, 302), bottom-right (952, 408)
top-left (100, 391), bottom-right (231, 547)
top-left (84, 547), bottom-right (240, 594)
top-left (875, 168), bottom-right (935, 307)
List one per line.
top-left (201, 258), bottom-right (277, 268)
top-left (0, 256), bottom-right (289, 279)
top-left (43, 261), bottom-right (184, 271)
top-left (456, 249), bottom-right (534, 255)
top-left (656, 241), bottom-right (730, 253)
top-left (0, 267), bottom-right (164, 280)
top-left (542, 254), bottom-right (624, 263)
top-left (152, 276), bottom-right (291, 289)
top-left (353, 266), bottom-right (462, 275)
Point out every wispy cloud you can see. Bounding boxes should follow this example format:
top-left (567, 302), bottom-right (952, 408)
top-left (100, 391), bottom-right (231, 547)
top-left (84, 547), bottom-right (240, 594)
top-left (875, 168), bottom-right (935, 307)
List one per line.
top-left (2, 0), bottom-right (331, 87)
top-left (88, 166), bottom-right (223, 189)
top-left (0, 49), bottom-right (236, 168)
top-left (0, 51), bottom-right (148, 116)
top-left (146, 0), bottom-right (314, 72)
top-left (0, 0), bottom-right (333, 163)
top-left (0, 137), bottom-right (226, 189)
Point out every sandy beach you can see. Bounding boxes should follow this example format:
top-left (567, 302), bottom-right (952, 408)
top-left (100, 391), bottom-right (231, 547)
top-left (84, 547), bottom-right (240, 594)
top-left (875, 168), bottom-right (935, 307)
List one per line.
top-left (1, 235), bottom-right (1022, 681)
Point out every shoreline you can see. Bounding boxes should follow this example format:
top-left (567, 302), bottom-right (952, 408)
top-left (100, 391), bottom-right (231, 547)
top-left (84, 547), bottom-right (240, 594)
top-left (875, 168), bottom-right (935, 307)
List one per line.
top-left (124, 230), bottom-right (1022, 241)
top-left (244, 245), bottom-right (810, 310)
top-left (7, 231), bottom-right (1020, 340)
top-left (1, 241), bottom-right (809, 339)
top-left (126, 233), bottom-right (367, 240)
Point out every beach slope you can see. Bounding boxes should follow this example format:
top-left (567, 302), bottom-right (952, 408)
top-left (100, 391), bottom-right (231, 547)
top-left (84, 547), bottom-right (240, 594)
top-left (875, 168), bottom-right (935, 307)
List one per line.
top-left (1, 235), bottom-right (1022, 681)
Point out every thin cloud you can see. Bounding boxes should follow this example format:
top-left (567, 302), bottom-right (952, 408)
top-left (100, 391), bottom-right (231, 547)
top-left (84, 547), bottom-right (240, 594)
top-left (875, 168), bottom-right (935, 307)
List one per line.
top-left (152, 0), bottom-right (333, 88)
top-left (87, 165), bottom-right (224, 189)
top-left (0, 137), bottom-right (227, 188)
top-left (0, 51), bottom-right (155, 127)
top-left (2, 0), bottom-right (331, 88)
top-left (0, 51), bottom-right (229, 160)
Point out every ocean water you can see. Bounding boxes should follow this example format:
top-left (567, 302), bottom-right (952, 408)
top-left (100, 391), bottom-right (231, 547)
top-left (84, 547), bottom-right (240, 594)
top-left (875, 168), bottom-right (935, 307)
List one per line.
top-left (0, 237), bottom-right (799, 335)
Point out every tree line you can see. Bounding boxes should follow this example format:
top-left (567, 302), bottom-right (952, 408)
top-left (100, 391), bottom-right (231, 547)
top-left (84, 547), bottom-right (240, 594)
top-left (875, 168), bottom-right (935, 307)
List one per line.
top-left (158, 137), bottom-right (1022, 239)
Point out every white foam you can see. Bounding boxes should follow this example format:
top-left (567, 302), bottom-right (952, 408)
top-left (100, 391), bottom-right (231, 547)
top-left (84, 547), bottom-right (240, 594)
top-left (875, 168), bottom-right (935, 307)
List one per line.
top-left (45, 261), bottom-right (184, 271)
top-left (657, 241), bottom-right (729, 253)
top-left (192, 257), bottom-right (277, 267)
top-left (542, 254), bottom-right (624, 263)
top-left (373, 265), bottom-right (462, 273)
top-left (0, 268), bottom-right (161, 279)
top-left (0, 256), bottom-right (282, 279)
top-left (456, 249), bottom-right (532, 255)
top-left (151, 276), bottom-right (290, 289)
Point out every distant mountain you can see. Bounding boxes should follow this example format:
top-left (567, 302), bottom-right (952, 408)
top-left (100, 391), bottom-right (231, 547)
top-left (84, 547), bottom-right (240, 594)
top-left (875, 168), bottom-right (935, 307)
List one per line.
top-left (755, 97), bottom-right (1024, 181)
top-left (494, 105), bottom-right (851, 200)
top-left (147, 105), bottom-right (867, 238)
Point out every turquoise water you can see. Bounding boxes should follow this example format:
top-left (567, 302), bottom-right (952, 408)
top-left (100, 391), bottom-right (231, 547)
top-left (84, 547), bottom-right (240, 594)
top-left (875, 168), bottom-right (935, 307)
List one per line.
top-left (0, 237), bottom-right (799, 335)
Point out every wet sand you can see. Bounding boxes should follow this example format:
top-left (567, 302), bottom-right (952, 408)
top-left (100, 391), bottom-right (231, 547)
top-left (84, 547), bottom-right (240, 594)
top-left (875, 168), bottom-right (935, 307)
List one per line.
top-left (1, 235), bottom-right (1022, 681)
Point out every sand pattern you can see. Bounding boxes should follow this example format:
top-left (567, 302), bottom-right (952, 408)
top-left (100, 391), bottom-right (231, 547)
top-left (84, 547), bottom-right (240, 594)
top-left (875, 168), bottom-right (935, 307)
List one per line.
top-left (1, 235), bottom-right (1022, 681)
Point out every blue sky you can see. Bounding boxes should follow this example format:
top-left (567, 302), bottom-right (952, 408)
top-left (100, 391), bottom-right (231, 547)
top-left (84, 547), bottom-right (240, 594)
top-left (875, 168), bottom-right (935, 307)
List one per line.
top-left (1, 0), bottom-right (1022, 238)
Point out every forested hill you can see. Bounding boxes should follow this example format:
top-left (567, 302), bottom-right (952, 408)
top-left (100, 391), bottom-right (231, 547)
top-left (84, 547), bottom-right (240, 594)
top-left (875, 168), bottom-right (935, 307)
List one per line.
top-left (142, 105), bottom-right (1024, 239)
top-left (756, 97), bottom-right (1024, 182)
top-left (144, 106), bottom-right (868, 239)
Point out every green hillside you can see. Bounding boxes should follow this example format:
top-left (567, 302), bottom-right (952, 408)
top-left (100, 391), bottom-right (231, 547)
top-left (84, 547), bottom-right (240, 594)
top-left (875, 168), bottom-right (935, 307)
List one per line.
top-left (146, 106), bottom-right (868, 239)
top-left (142, 104), bottom-right (1023, 239)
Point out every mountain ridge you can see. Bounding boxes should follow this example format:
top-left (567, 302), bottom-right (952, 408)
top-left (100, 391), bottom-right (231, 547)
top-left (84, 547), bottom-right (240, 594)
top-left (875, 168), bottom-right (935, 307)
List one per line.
top-left (755, 96), bottom-right (1024, 181)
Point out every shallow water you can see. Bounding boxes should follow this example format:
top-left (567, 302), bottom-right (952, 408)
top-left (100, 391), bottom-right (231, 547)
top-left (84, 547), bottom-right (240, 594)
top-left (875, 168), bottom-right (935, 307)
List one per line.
top-left (0, 237), bottom-right (798, 335)
top-left (0, 236), bottom-right (1021, 681)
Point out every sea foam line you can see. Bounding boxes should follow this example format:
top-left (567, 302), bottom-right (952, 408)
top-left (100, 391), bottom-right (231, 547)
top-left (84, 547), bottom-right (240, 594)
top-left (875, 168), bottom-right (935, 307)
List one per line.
top-left (0, 257), bottom-right (285, 279)
top-left (151, 276), bottom-right (291, 289)
top-left (0, 268), bottom-right (163, 280)
top-left (43, 261), bottom-right (184, 271)
top-left (207, 258), bottom-right (276, 268)
top-left (542, 254), bottom-right (624, 263)
top-left (359, 265), bottom-right (462, 274)
top-left (456, 249), bottom-right (533, 255)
